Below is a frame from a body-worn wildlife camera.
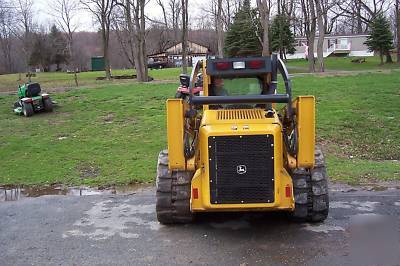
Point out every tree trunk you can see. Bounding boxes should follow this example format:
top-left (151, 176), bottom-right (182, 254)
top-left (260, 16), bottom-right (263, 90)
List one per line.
top-left (396, 0), bottom-right (400, 64)
top-left (379, 51), bottom-right (384, 65)
top-left (138, 0), bottom-right (148, 82)
top-left (181, 0), bottom-right (188, 74)
top-left (68, 39), bottom-right (78, 87)
top-left (386, 51), bottom-right (393, 63)
top-left (307, 0), bottom-right (316, 73)
top-left (104, 42), bottom-right (111, 79)
top-left (356, 3), bottom-right (363, 34)
top-left (102, 23), bottom-right (111, 80)
top-left (133, 40), bottom-right (143, 80)
top-left (257, 0), bottom-right (270, 56)
top-left (217, 0), bottom-right (224, 58)
top-left (315, 0), bottom-right (325, 72)
top-left (277, 0), bottom-right (281, 14)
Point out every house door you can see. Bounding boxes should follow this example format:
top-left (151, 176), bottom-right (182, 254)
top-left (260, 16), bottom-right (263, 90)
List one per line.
top-left (338, 38), bottom-right (348, 49)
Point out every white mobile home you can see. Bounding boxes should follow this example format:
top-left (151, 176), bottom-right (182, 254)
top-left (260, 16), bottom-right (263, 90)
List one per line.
top-left (287, 34), bottom-right (374, 59)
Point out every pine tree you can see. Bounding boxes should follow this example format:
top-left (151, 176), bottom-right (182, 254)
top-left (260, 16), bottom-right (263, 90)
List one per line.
top-left (48, 25), bottom-right (68, 71)
top-left (270, 14), bottom-right (295, 60)
top-left (224, 0), bottom-right (262, 57)
top-left (365, 13), bottom-right (394, 65)
top-left (29, 33), bottom-right (52, 71)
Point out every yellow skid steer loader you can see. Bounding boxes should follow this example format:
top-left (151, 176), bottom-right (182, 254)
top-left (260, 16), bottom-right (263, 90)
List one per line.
top-left (156, 55), bottom-right (329, 224)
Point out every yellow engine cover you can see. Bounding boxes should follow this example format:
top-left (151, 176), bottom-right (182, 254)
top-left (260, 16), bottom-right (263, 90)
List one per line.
top-left (190, 109), bottom-right (294, 212)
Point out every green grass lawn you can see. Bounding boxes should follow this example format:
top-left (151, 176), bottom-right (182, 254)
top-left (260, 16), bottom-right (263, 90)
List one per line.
top-left (0, 70), bottom-right (399, 186)
top-left (0, 67), bottom-right (186, 93)
top-left (1, 56), bottom-right (399, 94)
top-left (286, 56), bottom-right (400, 73)
top-left (291, 71), bottom-right (400, 183)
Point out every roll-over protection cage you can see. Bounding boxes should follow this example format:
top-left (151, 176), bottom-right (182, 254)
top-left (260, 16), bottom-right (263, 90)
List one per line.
top-left (188, 54), bottom-right (294, 120)
top-left (183, 54), bottom-right (298, 156)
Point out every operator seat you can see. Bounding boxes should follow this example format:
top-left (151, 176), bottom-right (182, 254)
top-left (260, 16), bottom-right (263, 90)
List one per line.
top-left (25, 83), bottom-right (41, 97)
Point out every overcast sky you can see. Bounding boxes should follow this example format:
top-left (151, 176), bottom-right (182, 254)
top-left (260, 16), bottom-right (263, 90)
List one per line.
top-left (36, 0), bottom-right (184, 32)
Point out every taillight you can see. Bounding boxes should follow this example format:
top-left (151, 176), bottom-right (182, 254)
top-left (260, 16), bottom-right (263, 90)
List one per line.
top-left (247, 60), bottom-right (265, 69)
top-left (215, 62), bottom-right (231, 70)
top-left (24, 98), bottom-right (33, 103)
top-left (285, 185), bottom-right (292, 198)
top-left (192, 188), bottom-right (199, 199)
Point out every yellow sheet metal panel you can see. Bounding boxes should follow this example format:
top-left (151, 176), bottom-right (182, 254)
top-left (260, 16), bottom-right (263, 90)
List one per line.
top-left (167, 99), bottom-right (185, 170)
top-left (295, 96), bottom-right (315, 168)
top-left (190, 122), bottom-right (294, 212)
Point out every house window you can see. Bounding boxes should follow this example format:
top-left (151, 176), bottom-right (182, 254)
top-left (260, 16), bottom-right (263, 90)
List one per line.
top-left (327, 39), bottom-right (337, 47)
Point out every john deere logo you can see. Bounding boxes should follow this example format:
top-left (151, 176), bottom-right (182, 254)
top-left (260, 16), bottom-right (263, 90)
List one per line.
top-left (236, 165), bottom-right (247, 174)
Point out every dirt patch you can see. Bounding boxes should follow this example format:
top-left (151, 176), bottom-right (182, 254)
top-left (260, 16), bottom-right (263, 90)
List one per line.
top-left (47, 112), bottom-right (72, 125)
top-left (330, 180), bottom-right (400, 192)
top-left (77, 164), bottom-right (100, 179)
top-left (66, 95), bottom-right (87, 102)
top-left (101, 113), bottom-right (115, 124)
top-left (122, 117), bottom-right (137, 126)
top-left (318, 138), bottom-right (354, 159)
top-left (292, 69), bottom-right (395, 78)
top-left (56, 133), bottom-right (69, 140)
top-left (45, 87), bottom-right (74, 93)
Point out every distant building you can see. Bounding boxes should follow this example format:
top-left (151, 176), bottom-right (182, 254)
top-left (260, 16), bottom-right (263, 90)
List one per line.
top-left (287, 34), bottom-right (374, 59)
top-left (91, 56), bottom-right (105, 71)
top-left (148, 41), bottom-right (212, 67)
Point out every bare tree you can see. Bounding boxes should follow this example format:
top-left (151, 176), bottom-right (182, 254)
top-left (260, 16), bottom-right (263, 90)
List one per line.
top-left (0, 0), bottom-right (15, 73)
top-left (301, 0), bottom-right (317, 72)
top-left (156, 0), bottom-right (168, 28)
top-left (51, 0), bottom-right (80, 86)
top-left (169, 0), bottom-right (182, 41)
top-left (153, 0), bottom-right (175, 51)
top-left (256, 0), bottom-right (271, 56)
top-left (200, 0), bottom-right (240, 31)
top-left (315, 0), bottom-right (325, 72)
top-left (396, 0), bottom-right (400, 64)
top-left (181, 0), bottom-right (188, 74)
top-left (335, 0), bottom-right (391, 32)
top-left (81, 0), bottom-right (116, 80)
top-left (216, 0), bottom-right (224, 57)
top-left (115, 0), bottom-right (148, 82)
top-left (15, 0), bottom-right (35, 70)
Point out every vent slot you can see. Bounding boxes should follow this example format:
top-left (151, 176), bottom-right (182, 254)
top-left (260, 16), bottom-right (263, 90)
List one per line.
top-left (216, 109), bottom-right (264, 120)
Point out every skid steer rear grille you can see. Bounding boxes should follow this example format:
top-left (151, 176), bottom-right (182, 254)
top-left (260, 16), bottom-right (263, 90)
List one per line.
top-left (216, 109), bottom-right (264, 120)
top-left (208, 135), bottom-right (275, 204)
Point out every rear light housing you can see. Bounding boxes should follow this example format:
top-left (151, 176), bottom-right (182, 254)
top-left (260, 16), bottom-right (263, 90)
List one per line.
top-left (215, 62), bottom-right (231, 70)
top-left (285, 185), bottom-right (292, 198)
top-left (192, 188), bottom-right (199, 199)
top-left (247, 60), bottom-right (265, 69)
top-left (232, 61), bottom-right (245, 69)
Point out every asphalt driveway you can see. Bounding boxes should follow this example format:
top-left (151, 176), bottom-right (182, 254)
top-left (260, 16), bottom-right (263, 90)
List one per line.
top-left (0, 185), bottom-right (399, 266)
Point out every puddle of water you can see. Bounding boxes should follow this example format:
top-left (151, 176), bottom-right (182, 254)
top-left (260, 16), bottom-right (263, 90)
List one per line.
top-left (0, 183), bottom-right (152, 202)
top-left (63, 201), bottom-right (160, 240)
top-left (210, 219), bottom-right (251, 230)
top-left (303, 224), bottom-right (345, 233)
top-left (330, 201), bottom-right (379, 212)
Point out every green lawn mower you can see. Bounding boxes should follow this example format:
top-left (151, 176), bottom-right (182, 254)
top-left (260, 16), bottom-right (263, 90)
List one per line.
top-left (13, 83), bottom-right (54, 117)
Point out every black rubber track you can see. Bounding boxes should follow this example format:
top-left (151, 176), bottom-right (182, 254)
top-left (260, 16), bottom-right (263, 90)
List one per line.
top-left (156, 150), bottom-right (194, 224)
top-left (290, 146), bottom-right (329, 222)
